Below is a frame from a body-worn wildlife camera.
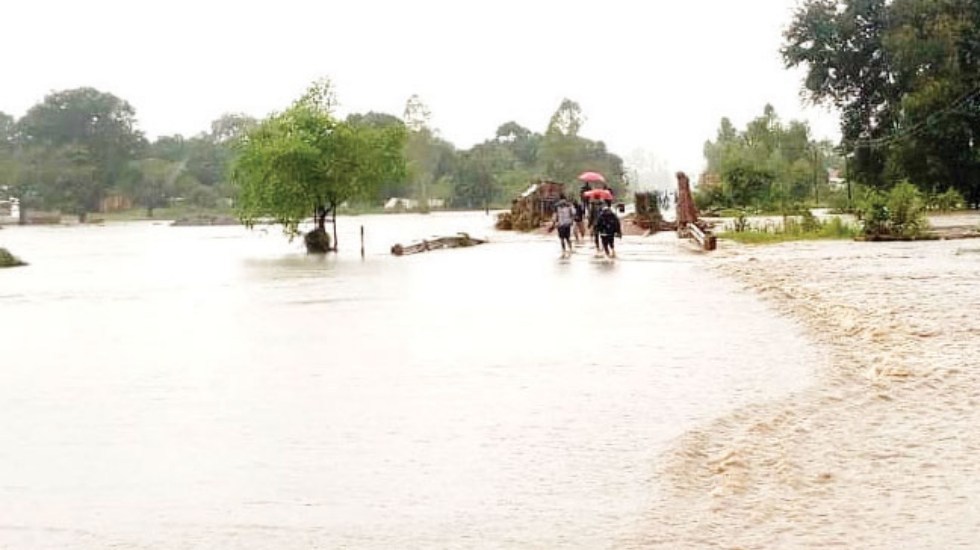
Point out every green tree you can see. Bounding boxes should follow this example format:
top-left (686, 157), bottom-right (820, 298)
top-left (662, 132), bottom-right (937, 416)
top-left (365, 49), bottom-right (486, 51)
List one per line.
top-left (147, 135), bottom-right (188, 163)
top-left (16, 87), bottom-right (145, 220)
top-left (0, 112), bottom-right (14, 147)
top-left (700, 105), bottom-right (837, 211)
top-left (452, 144), bottom-right (505, 211)
top-left (131, 158), bottom-right (180, 217)
top-left (538, 99), bottom-right (625, 193)
top-left (495, 121), bottom-right (540, 167)
top-left (184, 137), bottom-right (230, 187)
top-left (783, 0), bottom-right (980, 205)
top-left (232, 80), bottom-right (407, 252)
top-left (209, 113), bottom-right (258, 143)
top-left (402, 95), bottom-right (457, 209)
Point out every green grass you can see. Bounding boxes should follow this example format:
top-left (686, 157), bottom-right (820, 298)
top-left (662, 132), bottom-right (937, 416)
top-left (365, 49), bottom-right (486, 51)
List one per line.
top-left (723, 216), bottom-right (860, 245)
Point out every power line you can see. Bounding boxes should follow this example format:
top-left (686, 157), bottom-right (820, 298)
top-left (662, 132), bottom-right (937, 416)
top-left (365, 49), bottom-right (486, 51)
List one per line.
top-left (843, 85), bottom-right (980, 149)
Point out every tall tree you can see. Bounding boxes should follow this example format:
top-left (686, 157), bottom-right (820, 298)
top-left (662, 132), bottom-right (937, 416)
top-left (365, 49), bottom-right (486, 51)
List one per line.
top-left (783, 0), bottom-right (895, 189)
top-left (783, 0), bottom-right (980, 204)
top-left (402, 95), bottom-right (455, 208)
top-left (16, 87), bottom-right (145, 220)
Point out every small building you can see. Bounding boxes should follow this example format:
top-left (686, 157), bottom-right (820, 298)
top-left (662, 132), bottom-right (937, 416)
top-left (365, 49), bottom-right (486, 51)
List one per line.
top-left (384, 197), bottom-right (418, 210)
top-left (384, 197), bottom-right (445, 211)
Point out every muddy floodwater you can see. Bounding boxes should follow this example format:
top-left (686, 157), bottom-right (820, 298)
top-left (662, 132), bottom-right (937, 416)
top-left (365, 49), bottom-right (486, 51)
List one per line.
top-left (0, 213), bottom-right (817, 549)
top-left (635, 222), bottom-right (980, 549)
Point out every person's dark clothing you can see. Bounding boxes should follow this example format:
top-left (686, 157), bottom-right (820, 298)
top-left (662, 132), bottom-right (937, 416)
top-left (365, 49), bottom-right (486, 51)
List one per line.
top-left (595, 209), bottom-right (622, 238)
top-left (595, 208), bottom-right (621, 255)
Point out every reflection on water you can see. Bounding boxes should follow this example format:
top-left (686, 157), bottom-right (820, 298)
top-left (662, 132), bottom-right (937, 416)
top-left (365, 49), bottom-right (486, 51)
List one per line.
top-left (0, 213), bottom-right (816, 548)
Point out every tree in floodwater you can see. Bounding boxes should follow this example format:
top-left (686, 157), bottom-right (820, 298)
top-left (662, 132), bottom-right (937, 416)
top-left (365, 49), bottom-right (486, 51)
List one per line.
top-left (232, 80), bottom-right (407, 252)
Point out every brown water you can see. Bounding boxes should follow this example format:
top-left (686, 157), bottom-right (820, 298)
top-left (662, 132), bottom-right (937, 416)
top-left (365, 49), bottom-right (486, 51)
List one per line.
top-left (636, 228), bottom-right (980, 548)
top-left (0, 213), bottom-right (816, 549)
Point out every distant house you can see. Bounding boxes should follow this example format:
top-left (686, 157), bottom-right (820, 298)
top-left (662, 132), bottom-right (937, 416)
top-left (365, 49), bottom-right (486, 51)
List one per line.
top-left (384, 197), bottom-right (418, 210)
top-left (383, 197), bottom-right (445, 211)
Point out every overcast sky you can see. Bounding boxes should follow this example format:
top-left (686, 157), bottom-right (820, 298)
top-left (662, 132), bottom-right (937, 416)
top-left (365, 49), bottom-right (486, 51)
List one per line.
top-left (5, 0), bottom-right (839, 180)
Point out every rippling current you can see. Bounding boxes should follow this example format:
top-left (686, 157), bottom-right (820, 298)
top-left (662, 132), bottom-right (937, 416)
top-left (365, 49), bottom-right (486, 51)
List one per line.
top-left (0, 212), bottom-right (816, 548)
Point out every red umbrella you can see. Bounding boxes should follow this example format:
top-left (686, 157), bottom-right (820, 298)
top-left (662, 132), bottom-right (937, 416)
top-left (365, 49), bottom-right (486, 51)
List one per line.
top-left (578, 171), bottom-right (606, 183)
top-left (584, 188), bottom-right (614, 201)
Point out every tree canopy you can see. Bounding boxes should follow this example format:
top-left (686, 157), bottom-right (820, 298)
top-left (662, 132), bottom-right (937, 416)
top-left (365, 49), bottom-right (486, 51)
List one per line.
top-left (14, 87), bottom-right (146, 219)
top-left (699, 105), bottom-right (839, 211)
top-left (783, 0), bottom-right (980, 206)
top-left (232, 81), bottom-right (408, 241)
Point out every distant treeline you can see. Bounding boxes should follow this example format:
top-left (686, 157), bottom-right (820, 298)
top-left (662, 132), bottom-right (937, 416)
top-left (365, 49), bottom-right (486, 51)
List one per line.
top-left (697, 104), bottom-right (844, 213)
top-left (0, 89), bottom-right (625, 221)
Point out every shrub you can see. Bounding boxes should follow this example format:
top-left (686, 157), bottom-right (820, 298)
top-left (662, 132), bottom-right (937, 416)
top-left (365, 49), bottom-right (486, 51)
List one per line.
top-left (927, 188), bottom-right (965, 212)
top-left (858, 181), bottom-right (928, 238)
top-left (0, 248), bottom-right (27, 268)
top-left (886, 181), bottom-right (926, 237)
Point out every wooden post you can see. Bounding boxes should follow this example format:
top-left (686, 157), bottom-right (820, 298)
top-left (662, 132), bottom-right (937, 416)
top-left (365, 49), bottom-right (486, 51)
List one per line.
top-left (360, 225), bottom-right (365, 259)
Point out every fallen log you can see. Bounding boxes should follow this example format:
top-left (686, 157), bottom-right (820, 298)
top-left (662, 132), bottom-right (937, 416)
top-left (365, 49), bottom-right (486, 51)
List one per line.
top-left (391, 233), bottom-right (487, 256)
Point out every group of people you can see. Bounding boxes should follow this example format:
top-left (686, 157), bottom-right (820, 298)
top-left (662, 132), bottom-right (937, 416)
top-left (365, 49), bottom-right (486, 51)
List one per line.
top-left (550, 183), bottom-right (622, 259)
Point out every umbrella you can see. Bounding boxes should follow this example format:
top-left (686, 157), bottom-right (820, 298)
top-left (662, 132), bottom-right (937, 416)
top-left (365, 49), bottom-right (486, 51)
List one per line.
top-left (584, 188), bottom-right (614, 201)
top-left (578, 171), bottom-right (606, 183)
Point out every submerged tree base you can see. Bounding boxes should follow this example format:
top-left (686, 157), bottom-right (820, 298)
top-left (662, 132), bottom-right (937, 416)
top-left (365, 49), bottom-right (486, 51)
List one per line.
top-left (304, 228), bottom-right (333, 254)
top-left (0, 248), bottom-right (27, 268)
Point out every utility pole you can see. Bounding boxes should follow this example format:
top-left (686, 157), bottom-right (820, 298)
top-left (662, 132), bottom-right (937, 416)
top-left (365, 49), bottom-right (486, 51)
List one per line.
top-left (813, 148), bottom-right (820, 206)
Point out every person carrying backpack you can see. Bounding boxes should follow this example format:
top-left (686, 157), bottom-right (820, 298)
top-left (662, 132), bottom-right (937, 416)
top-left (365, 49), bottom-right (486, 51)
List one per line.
top-left (594, 204), bottom-right (622, 259)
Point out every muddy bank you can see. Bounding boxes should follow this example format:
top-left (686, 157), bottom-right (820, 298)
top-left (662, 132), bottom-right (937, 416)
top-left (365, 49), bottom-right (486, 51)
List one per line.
top-left (630, 238), bottom-right (980, 548)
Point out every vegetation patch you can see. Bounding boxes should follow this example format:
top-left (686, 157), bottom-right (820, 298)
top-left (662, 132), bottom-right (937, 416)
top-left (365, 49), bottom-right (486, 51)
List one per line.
top-left (0, 247), bottom-right (27, 268)
top-left (856, 181), bottom-right (929, 240)
top-left (723, 213), bottom-right (860, 245)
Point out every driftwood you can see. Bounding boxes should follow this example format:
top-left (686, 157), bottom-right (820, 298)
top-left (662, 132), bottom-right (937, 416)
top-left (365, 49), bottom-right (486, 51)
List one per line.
top-left (391, 233), bottom-right (487, 256)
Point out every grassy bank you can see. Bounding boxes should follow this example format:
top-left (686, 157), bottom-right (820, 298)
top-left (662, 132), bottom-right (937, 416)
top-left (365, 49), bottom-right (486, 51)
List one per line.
top-left (721, 216), bottom-right (860, 245)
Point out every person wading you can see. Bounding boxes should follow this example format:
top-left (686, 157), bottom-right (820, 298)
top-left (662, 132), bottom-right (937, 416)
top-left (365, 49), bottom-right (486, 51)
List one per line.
top-left (551, 198), bottom-right (576, 258)
top-left (594, 204), bottom-right (622, 259)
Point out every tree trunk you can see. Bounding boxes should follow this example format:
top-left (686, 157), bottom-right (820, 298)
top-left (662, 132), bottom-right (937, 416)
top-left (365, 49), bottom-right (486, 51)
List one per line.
top-left (331, 204), bottom-right (338, 252)
top-left (78, 211), bottom-right (87, 224)
top-left (315, 205), bottom-right (326, 231)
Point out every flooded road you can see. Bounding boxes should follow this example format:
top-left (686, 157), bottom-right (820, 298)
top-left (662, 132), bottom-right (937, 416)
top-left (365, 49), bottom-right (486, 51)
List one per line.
top-left (0, 213), bottom-right (816, 548)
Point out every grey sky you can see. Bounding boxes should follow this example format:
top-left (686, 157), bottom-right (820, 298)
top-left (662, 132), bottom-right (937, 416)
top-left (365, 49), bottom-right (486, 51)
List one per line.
top-left (5, 0), bottom-right (838, 182)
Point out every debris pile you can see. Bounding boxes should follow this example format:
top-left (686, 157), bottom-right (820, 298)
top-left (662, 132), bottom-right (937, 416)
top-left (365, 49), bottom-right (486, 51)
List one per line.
top-left (495, 181), bottom-right (565, 231)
